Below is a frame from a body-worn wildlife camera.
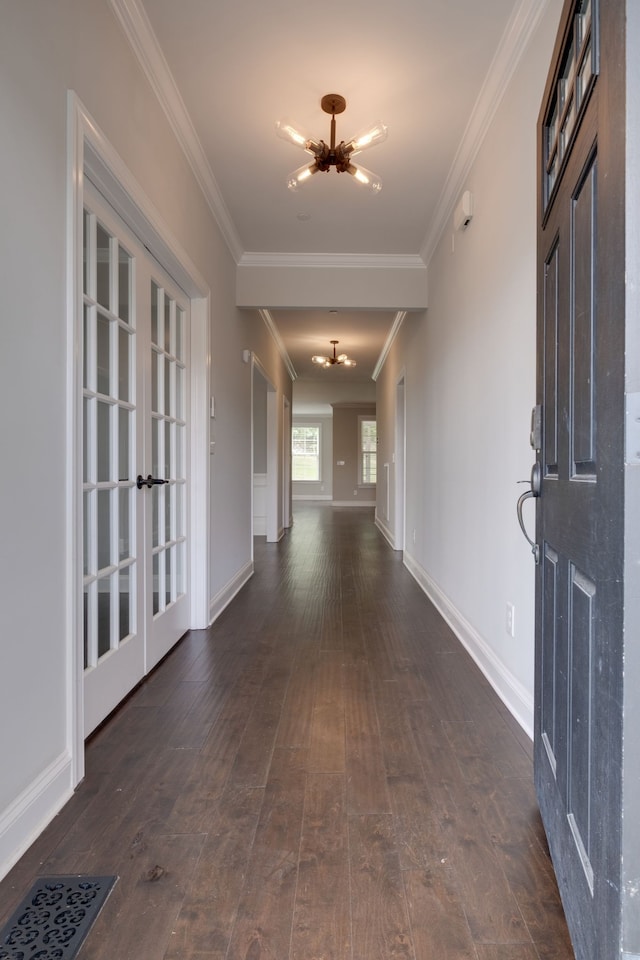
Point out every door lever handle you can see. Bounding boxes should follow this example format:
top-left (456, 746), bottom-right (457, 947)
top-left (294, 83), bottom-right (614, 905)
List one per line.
top-left (136, 474), bottom-right (168, 490)
top-left (516, 462), bottom-right (541, 563)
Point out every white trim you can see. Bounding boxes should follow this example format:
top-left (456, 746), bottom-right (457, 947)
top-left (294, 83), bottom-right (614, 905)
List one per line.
top-left (259, 309), bottom-right (297, 380)
top-left (209, 561), bottom-right (254, 624)
top-left (190, 295), bottom-right (211, 628)
top-left (0, 753), bottom-right (74, 881)
top-left (372, 311), bottom-right (407, 381)
top-left (332, 500), bottom-right (375, 507)
top-left (239, 252), bottom-right (427, 270)
top-left (375, 514), bottom-right (397, 549)
top-left (293, 494), bottom-right (332, 501)
top-left (403, 551), bottom-right (534, 738)
top-left (420, 0), bottom-right (554, 266)
top-left (108, 0), bottom-right (243, 263)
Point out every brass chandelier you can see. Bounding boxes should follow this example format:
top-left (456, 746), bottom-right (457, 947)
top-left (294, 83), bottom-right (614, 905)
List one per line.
top-left (312, 340), bottom-right (356, 368)
top-left (276, 94), bottom-right (387, 193)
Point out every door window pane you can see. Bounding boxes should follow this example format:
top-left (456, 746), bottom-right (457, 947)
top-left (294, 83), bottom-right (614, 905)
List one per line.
top-left (119, 487), bottom-right (130, 561)
top-left (165, 486), bottom-right (171, 543)
top-left (118, 245), bottom-right (131, 323)
top-left (119, 568), bottom-right (131, 642)
top-left (96, 222), bottom-right (111, 310)
top-left (359, 418), bottom-right (377, 485)
top-left (118, 407), bottom-right (130, 482)
top-left (165, 547), bottom-right (172, 606)
top-left (97, 401), bottom-right (111, 482)
top-left (97, 576), bottom-right (111, 659)
top-left (151, 282), bottom-right (160, 345)
top-left (153, 553), bottom-right (160, 615)
top-left (119, 326), bottom-right (130, 402)
top-left (97, 489), bottom-right (111, 571)
top-left (175, 308), bottom-right (184, 361)
top-left (97, 314), bottom-right (111, 395)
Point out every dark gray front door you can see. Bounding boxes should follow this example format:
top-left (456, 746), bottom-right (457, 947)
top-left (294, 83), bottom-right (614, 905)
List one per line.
top-left (534, 2), bottom-right (626, 958)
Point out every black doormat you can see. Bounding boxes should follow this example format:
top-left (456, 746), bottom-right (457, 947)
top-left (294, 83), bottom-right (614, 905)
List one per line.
top-left (0, 875), bottom-right (117, 960)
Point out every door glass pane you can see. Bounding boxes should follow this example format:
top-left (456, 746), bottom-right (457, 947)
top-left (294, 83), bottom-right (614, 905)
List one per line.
top-left (176, 484), bottom-right (184, 539)
top-left (176, 541), bottom-right (185, 595)
top-left (119, 326), bottom-right (130, 402)
top-left (96, 222), bottom-right (111, 311)
top-left (83, 209), bottom-right (91, 296)
top-left (83, 305), bottom-right (91, 388)
top-left (175, 308), bottom-right (183, 361)
top-left (118, 245), bottom-right (131, 323)
top-left (119, 407), bottom-right (130, 481)
top-left (97, 401), bottom-right (111, 482)
top-left (165, 547), bottom-right (172, 606)
top-left (151, 282), bottom-right (160, 345)
top-left (119, 568), bottom-right (131, 642)
top-left (119, 487), bottom-right (130, 561)
top-left (97, 489), bottom-right (111, 571)
top-left (152, 418), bottom-right (160, 477)
top-left (164, 294), bottom-right (171, 353)
top-left (164, 356), bottom-right (171, 416)
top-left (175, 426), bottom-right (183, 483)
top-left (97, 577), bottom-right (111, 658)
top-left (153, 553), bottom-right (160, 615)
top-left (83, 583), bottom-right (93, 669)
top-left (165, 420), bottom-right (171, 478)
top-left (165, 485), bottom-right (171, 543)
top-left (83, 491), bottom-right (91, 576)
top-left (175, 365), bottom-right (183, 419)
top-left (151, 349), bottom-right (159, 413)
top-left (97, 314), bottom-right (111, 395)
top-left (152, 485), bottom-right (160, 548)
top-left (83, 397), bottom-right (91, 483)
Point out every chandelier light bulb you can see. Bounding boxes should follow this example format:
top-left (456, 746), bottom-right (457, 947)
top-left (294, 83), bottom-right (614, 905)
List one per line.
top-left (348, 162), bottom-right (383, 195)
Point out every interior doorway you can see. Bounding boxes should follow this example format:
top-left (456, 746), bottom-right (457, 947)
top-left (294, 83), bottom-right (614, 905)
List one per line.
top-left (395, 374), bottom-right (406, 551)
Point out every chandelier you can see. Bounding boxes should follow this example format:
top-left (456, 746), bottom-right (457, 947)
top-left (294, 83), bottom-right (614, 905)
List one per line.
top-left (312, 340), bottom-right (356, 368)
top-left (276, 94), bottom-right (387, 193)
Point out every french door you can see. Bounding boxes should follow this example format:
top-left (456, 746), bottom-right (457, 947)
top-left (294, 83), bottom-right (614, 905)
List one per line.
top-left (82, 183), bottom-right (190, 736)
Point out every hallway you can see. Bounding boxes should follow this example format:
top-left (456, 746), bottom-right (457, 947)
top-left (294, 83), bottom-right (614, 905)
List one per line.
top-left (0, 505), bottom-right (573, 959)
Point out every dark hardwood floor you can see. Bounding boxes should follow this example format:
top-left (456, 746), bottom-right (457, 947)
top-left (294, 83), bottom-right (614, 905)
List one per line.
top-left (0, 504), bottom-right (574, 959)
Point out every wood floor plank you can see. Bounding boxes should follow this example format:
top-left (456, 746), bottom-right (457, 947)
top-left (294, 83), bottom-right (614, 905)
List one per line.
top-left (349, 813), bottom-right (415, 960)
top-left (291, 773), bottom-right (351, 960)
top-left (309, 651), bottom-right (346, 773)
top-left (403, 868), bottom-right (477, 960)
top-left (163, 785), bottom-right (264, 960)
top-left (225, 747), bottom-right (307, 960)
top-left (345, 660), bottom-right (391, 814)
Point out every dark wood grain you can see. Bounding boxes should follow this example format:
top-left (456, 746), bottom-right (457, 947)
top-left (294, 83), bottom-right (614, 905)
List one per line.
top-left (0, 505), bottom-right (574, 959)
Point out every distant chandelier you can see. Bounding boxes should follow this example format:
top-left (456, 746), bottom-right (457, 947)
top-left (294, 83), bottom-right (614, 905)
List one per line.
top-left (276, 94), bottom-right (387, 194)
top-left (312, 340), bottom-right (356, 368)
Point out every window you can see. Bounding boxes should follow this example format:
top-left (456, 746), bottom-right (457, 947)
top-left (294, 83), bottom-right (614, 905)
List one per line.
top-left (359, 418), bottom-right (377, 485)
top-left (292, 424), bottom-right (321, 481)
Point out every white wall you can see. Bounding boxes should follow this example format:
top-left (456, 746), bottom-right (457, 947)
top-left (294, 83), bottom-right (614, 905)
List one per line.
top-left (375, 1), bottom-right (563, 735)
top-left (0, 0), bottom-right (291, 878)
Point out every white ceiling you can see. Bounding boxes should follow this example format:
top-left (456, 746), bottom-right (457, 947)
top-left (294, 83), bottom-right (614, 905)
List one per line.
top-left (124, 0), bottom-right (535, 381)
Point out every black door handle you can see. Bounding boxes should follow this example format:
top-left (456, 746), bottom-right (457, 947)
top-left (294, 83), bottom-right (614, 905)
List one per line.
top-left (136, 474), bottom-right (167, 490)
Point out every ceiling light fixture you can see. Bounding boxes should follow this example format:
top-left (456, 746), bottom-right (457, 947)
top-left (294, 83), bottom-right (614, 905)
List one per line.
top-left (276, 94), bottom-right (387, 194)
top-left (312, 340), bottom-right (356, 368)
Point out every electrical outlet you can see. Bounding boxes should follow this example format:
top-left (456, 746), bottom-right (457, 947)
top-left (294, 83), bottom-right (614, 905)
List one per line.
top-left (506, 602), bottom-right (515, 638)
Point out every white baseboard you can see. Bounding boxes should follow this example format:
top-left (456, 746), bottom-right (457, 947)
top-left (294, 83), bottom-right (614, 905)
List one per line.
top-left (0, 751), bottom-right (74, 881)
top-left (403, 551), bottom-right (533, 738)
top-left (292, 494), bottom-right (332, 501)
top-left (209, 561), bottom-right (253, 625)
top-left (332, 500), bottom-right (375, 507)
top-left (375, 514), bottom-right (399, 549)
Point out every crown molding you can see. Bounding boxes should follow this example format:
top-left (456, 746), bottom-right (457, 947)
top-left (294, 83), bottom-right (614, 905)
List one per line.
top-left (239, 252), bottom-right (427, 270)
top-left (258, 310), bottom-right (297, 381)
top-left (419, 0), bottom-right (553, 266)
top-left (372, 311), bottom-right (407, 381)
top-left (108, 0), bottom-right (244, 263)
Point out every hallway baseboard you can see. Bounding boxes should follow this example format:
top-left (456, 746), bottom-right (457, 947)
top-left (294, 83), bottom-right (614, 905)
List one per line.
top-left (375, 514), bottom-right (399, 550)
top-left (403, 551), bottom-right (534, 739)
top-left (209, 560), bottom-right (254, 625)
top-left (0, 751), bottom-right (73, 882)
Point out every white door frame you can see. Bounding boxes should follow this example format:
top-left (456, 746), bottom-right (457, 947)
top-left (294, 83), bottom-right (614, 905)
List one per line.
top-left (250, 355), bottom-right (281, 547)
top-left (282, 396), bottom-right (291, 529)
top-left (395, 372), bottom-right (406, 551)
top-left (67, 92), bottom-right (210, 783)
